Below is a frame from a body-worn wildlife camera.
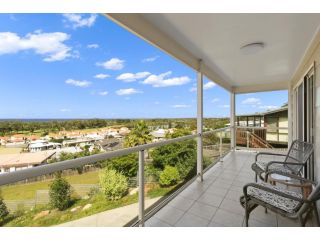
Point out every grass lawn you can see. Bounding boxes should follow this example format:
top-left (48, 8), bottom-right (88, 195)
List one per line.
top-left (2, 192), bottom-right (139, 227)
top-left (0, 180), bottom-right (183, 226)
top-left (1, 171), bottom-right (100, 200)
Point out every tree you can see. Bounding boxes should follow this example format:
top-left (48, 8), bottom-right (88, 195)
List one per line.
top-left (49, 174), bottom-right (72, 210)
top-left (107, 153), bottom-right (138, 178)
top-left (124, 120), bottom-right (153, 147)
top-left (0, 190), bottom-right (9, 223)
top-left (151, 140), bottom-right (196, 180)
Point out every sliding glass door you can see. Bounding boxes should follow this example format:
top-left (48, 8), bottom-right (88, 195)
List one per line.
top-left (294, 66), bottom-right (315, 179)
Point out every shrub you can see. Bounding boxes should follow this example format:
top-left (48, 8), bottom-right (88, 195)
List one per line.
top-left (49, 175), bottom-right (72, 210)
top-left (99, 169), bottom-right (128, 200)
top-left (0, 197), bottom-right (9, 222)
top-left (159, 166), bottom-right (180, 187)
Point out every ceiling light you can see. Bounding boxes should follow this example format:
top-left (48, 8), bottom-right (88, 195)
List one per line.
top-left (240, 42), bottom-right (265, 55)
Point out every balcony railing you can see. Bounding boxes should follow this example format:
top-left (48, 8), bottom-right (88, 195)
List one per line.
top-left (235, 126), bottom-right (288, 151)
top-left (0, 127), bottom-right (231, 227)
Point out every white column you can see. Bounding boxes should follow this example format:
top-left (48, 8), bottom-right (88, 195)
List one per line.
top-left (230, 92), bottom-right (236, 150)
top-left (288, 86), bottom-right (293, 145)
top-left (138, 150), bottom-right (145, 227)
top-left (197, 70), bottom-right (203, 182)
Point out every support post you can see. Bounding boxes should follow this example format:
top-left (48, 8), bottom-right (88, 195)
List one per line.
top-left (138, 150), bottom-right (145, 227)
top-left (219, 131), bottom-right (223, 161)
top-left (197, 66), bottom-right (203, 182)
top-left (288, 86), bottom-right (293, 146)
top-left (230, 92), bottom-right (236, 150)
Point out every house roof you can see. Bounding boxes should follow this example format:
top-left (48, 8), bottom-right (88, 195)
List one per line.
top-left (0, 150), bottom-right (56, 168)
top-left (236, 106), bottom-right (288, 118)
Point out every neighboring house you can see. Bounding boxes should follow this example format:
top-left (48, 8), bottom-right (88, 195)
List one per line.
top-left (264, 107), bottom-right (288, 144)
top-left (0, 150), bottom-right (56, 174)
top-left (235, 106), bottom-right (288, 147)
top-left (151, 129), bottom-right (167, 142)
top-left (62, 138), bottom-right (96, 147)
top-left (119, 127), bottom-right (131, 136)
top-left (85, 133), bottom-right (104, 141)
top-left (28, 140), bottom-right (62, 152)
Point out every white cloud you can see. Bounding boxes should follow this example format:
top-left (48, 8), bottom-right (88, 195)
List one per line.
top-left (96, 58), bottom-right (125, 70)
top-left (63, 14), bottom-right (97, 29)
top-left (142, 71), bottom-right (190, 87)
top-left (98, 91), bottom-right (108, 96)
top-left (116, 72), bottom-right (151, 82)
top-left (211, 98), bottom-right (220, 103)
top-left (172, 104), bottom-right (191, 108)
top-left (94, 73), bottom-right (110, 79)
top-left (219, 104), bottom-right (230, 108)
top-left (154, 101), bottom-right (160, 105)
top-left (189, 86), bottom-right (197, 92)
top-left (142, 56), bottom-right (159, 62)
top-left (87, 43), bottom-right (99, 49)
top-left (116, 88), bottom-right (143, 96)
top-left (259, 105), bottom-right (279, 110)
top-left (204, 81), bottom-right (216, 90)
top-left (60, 108), bottom-right (71, 112)
top-left (189, 81), bottom-right (216, 92)
top-left (242, 97), bottom-right (261, 105)
top-left (65, 79), bottom-right (91, 87)
top-left (0, 31), bottom-right (73, 62)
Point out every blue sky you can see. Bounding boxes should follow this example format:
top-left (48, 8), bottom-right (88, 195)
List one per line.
top-left (0, 14), bottom-right (287, 119)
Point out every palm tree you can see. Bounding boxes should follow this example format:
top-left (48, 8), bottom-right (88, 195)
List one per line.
top-left (124, 121), bottom-right (153, 147)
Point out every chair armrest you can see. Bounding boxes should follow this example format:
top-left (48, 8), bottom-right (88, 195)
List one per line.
top-left (265, 170), bottom-right (315, 185)
top-left (255, 152), bottom-right (287, 163)
top-left (265, 161), bottom-right (305, 171)
top-left (243, 182), bottom-right (306, 203)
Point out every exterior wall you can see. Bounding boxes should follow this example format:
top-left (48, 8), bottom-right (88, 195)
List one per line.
top-left (290, 31), bottom-right (320, 196)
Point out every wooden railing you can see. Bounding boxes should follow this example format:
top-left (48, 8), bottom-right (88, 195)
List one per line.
top-left (236, 129), bottom-right (273, 149)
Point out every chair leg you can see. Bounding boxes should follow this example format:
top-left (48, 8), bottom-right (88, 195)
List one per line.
top-left (313, 203), bottom-right (320, 227)
top-left (245, 201), bottom-right (249, 227)
top-left (299, 215), bottom-right (306, 227)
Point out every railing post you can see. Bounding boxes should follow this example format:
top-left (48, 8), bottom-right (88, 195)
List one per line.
top-left (246, 131), bottom-right (250, 148)
top-left (219, 131), bottom-right (223, 161)
top-left (230, 92), bottom-right (236, 150)
top-left (197, 61), bottom-right (203, 182)
top-left (138, 150), bottom-right (145, 227)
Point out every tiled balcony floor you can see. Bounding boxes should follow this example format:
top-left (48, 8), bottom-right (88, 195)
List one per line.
top-left (145, 150), bottom-right (319, 227)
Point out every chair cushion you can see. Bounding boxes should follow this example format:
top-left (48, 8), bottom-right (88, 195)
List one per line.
top-left (247, 182), bottom-right (302, 213)
top-left (256, 161), bottom-right (293, 174)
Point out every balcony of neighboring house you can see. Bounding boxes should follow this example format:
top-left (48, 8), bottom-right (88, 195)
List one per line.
top-left (0, 13), bottom-right (320, 227)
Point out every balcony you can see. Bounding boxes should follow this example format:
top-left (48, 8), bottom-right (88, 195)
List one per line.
top-left (146, 150), bottom-right (319, 227)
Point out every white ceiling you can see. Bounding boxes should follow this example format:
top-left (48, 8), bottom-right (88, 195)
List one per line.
top-left (142, 13), bottom-right (320, 88)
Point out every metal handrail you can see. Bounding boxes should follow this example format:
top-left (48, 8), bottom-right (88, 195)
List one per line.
top-left (0, 126), bottom-right (232, 227)
top-left (235, 126), bottom-right (288, 130)
top-left (0, 133), bottom-right (199, 186)
top-left (202, 126), bottom-right (231, 136)
top-left (0, 127), bottom-right (232, 186)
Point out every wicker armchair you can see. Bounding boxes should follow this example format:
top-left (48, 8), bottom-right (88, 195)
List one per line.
top-left (252, 140), bottom-right (314, 182)
top-left (240, 171), bottom-right (320, 227)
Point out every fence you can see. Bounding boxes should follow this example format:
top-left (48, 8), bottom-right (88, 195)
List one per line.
top-left (4, 184), bottom-right (100, 211)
